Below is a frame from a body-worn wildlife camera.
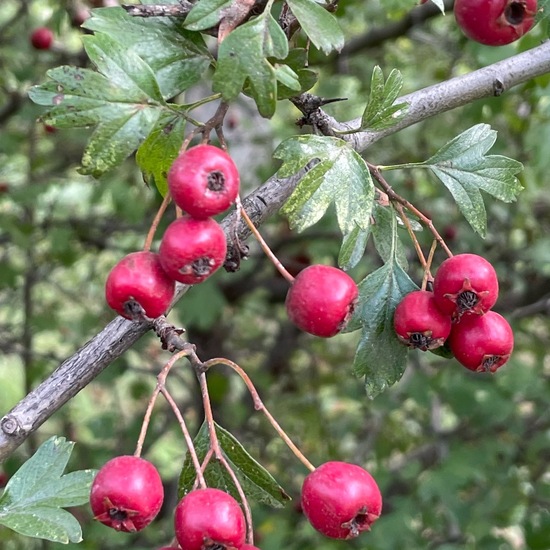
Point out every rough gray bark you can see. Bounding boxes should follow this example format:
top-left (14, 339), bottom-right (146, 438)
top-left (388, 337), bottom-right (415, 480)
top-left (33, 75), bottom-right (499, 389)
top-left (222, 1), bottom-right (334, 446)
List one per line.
top-left (2, 41), bottom-right (550, 462)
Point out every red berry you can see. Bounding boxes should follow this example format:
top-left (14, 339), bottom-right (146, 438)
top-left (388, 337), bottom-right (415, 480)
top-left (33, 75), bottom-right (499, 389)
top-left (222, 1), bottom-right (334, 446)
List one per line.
top-left (454, 0), bottom-right (537, 46)
top-left (168, 145), bottom-right (240, 219)
top-left (448, 310), bottom-right (514, 372)
top-left (301, 461), bottom-right (382, 540)
top-left (159, 216), bottom-right (227, 284)
top-left (433, 253), bottom-right (499, 321)
top-left (285, 265), bottom-right (358, 338)
top-left (105, 251), bottom-right (175, 320)
top-left (394, 290), bottom-right (452, 351)
top-left (174, 488), bottom-right (246, 550)
top-left (30, 27), bottom-right (54, 50)
top-left (90, 456), bottom-right (164, 532)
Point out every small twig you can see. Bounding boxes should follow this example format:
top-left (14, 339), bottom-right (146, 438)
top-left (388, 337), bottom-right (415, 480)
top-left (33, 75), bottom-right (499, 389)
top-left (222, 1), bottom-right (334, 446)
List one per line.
top-left (143, 191), bottom-right (172, 251)
top-left (238, 198), bottom-right (295, 284)
top-left (122, 3), bottom-right (193, 18)
top-left (422, 240), bottom-right (437, 290)
top-left (368, 162), bottom-right (453, 258)
top-left (202, 357), bottom-right (316, 472)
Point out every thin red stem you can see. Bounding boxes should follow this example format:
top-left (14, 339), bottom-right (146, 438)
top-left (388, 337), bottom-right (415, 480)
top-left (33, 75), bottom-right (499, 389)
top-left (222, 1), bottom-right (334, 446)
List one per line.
top-left (202, 357), bottom-right (316, 472)
top-left (238, 197), bottom-right (295, 284)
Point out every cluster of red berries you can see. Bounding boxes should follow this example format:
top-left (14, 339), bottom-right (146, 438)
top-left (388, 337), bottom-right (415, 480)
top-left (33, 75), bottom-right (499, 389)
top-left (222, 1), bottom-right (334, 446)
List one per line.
top-left (394, 253), bottom-right (514, 373)
top-left (90, 456), bottom-right (382, 546)
top-left (104, 144), bottom-right (239, 321)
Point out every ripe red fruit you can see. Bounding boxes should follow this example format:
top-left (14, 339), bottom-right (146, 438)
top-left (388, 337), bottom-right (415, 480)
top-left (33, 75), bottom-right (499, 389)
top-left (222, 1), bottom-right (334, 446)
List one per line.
top-left (105, 251), bottom-right (175, 320)
top-left (433, 253), bottom-right (499, 321)
top-left (174, 488), bottom-right (246, 550)
top-left (285, 265), bottom-right (358, 338)
top-left (159, 216), bottom-right (227, 284)
top-left (448, 310), bottom-right (514, 372)
top-left (30, 27), bottom-right (54, 50)
top-left (105, 250), bottom-right (175, 320)
top-left (90, 456), bottom-right (164, 532)
top-left (168, 144), bottom-right (240, 219)
top-left (301, 461), bottom-right (382, 540)
top-left (454, 0), bottom-right (537, 46)
top-left (394, 290), bottom-right (452, 351)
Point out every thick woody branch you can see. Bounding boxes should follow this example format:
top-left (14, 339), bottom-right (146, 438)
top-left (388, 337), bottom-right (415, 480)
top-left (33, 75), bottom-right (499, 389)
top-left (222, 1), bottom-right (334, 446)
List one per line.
top-left (1, 42), bottom-right (550, 461)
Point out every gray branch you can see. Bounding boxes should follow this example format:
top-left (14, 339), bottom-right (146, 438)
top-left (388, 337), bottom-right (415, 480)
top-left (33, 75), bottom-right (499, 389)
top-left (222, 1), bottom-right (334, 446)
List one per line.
top-left (2, 41), bottom-right (550, 462)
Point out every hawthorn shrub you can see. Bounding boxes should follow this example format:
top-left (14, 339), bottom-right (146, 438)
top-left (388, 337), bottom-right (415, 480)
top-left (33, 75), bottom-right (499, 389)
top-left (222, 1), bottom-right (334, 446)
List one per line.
top-left (1, 0), bottom-right (550, 548)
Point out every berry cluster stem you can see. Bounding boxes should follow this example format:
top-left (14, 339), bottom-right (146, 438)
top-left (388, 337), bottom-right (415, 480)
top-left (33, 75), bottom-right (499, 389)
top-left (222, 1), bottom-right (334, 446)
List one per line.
top-left (134, 348), bottom-right (206, 488)
top-left (197, 370), bottom-right (254, 543)
top-left (367, 162), bottom-right (454, 259)
top-left (202, 357), bottom-right (316, 472)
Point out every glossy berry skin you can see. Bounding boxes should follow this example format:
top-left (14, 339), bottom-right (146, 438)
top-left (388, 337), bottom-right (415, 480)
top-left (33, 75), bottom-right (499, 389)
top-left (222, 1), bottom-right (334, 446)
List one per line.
top-left (301, 461), bottom-right (382, 540)
top-left (168, 145), bottom-right (240, 219)
top-left (159, 216), bottom-right (227, 285)
top-left (433, 253), bottom-right (499, 321)
top-left (174, 488), bottom-right (246, 550)
top-left (448, 310), bottom-right (514, 372)
top-left (454, 0), bottom-right (537, 46)
top-left (30, 27), bottom-right (54, 50)
top-left (90, 456), bottom-right (164, 532)
top-left (285, 265), bottom-right (358, 338)
top-left (105, 251), bottom-right (176, 320)
top-left (394, 290), bottom-right (452, 351)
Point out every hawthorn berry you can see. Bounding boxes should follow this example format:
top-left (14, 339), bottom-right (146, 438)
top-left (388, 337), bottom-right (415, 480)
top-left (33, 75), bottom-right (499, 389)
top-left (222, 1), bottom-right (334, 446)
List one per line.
top-left (394, 290), bottom-right (452, 351)
top-left (159, 216), bottom-right (227, 285)
top-left (301, 461), bottom-right (382, 540)
top-left (448, 310), bottom-right (514, 372)
top-left (433, 253), bottom-right (499, 320)
top-left (90, 455), bottom-right (164, 532)
top-left (174, 488), bottom-right (246, 550)
top-left (168, 144), bottom-right (240, 219)
top-left (105, 250), bottom-right (176, 320)
top-left (30, 27), bottom-right (54, 50)
top-left (285, 264), bottom-right (358, 338)
top-left (454, 0), bottom-right (537, 46)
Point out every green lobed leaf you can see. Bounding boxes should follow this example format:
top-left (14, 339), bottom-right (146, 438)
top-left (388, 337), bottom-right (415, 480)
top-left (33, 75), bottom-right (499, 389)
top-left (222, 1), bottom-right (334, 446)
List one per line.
top-left (83, 7), bottom-right (211, 99)
top-left (360, 66), bottom-right (409, 131)
top-left (212, 12), bottom-right (289, 117)
top-left (275, 135), bottom-right (375, 242)
top-left (136, 113), bottom-right (186, 196)
top-left (345, 213), bottom-right (418, 399)
top-left (29, 34), bottom-right (167, 177)
top-left (178, 422), bottom-right (290, 508)
top-left (184, 0), bottom-right (232, 30)
top-left (338, 224), bottom-right (371, 271)
top-left (0, 436), bottom-right (97, 544)
top-left (82, 33), bottom-right (164, 102)
top-left (421, 124), bottom-right (523, 237)
top-left (285, 0), bottom-right (345, 55)
top-left (371, 204), bottom-right (408, 270)
top-left (276, 49), bottom-right (318, 99)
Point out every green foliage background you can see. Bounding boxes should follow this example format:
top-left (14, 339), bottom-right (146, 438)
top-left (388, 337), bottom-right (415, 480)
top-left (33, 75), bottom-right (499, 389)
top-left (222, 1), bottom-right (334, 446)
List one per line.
top-left (1, 0), bottom-right (550, 549)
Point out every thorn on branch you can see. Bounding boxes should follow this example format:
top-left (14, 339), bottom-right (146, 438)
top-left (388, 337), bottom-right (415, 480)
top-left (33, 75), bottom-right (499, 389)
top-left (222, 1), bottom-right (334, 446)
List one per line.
top-left (290, 93), bottom-right (346, 135)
